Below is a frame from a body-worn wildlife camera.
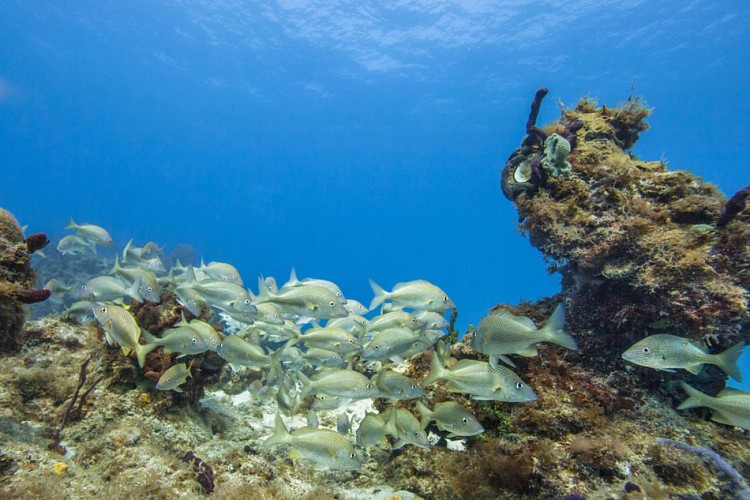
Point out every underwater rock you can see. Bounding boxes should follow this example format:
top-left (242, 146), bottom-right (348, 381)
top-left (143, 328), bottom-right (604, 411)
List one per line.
top-left (499, 91), bottom-right (749, 385)
top-left (0, 207), bottom-right (49, 352)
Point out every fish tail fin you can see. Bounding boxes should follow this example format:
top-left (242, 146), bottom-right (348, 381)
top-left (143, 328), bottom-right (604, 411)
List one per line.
top-left (127, 276), bottom-right (144, 303)
top-left (65, 217), bottom-right (77, 230)
top-left (184, 266), bottom-right (198, 285)
top-left (541, 303), bottom-right (578, 351)
top-left (415, 401), bottom-right (432, 429)
top-left (141, 327), bottom-right (159, 345)
top-left (714, 341), bottom-right (746, 382)
top-left (135, 342), bottom-right (157, 369)
top-left (677, 382), bottom-right (711, 410)
top-left (422, 347), bottom-right (447, 386)
top-left (368, 280), bottom-right (387, 311)
top-left (298, 371), bottom-right (313, 400)
top-left (263, 413), bottom-right (290, 447)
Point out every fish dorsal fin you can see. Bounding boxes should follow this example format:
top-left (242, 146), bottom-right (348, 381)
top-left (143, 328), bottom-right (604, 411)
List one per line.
top-left (489, 310), bottom-right (536, 330)
top-left (393, 280), bottom-right (428, 290)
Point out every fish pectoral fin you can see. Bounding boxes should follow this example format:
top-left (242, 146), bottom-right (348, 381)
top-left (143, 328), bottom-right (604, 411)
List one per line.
top-left (288, 448), bottom-right (302, 460)
top-left (121, 347), bottom-right (132, 356)
top-left (173, 387), bottom-right (183, 393)
top-left (658, 367), bottom-right (677, 373)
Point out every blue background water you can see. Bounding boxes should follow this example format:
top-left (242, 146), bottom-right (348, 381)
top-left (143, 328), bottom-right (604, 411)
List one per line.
top-left (1, 1), bottom-right (749, 388)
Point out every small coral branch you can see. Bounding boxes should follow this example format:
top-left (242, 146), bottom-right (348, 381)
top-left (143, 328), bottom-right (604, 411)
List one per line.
top-left (716, 184), bottom-right (750, 227)
top-left (657, 438), bottom-right (750, 498)
top-left (48, 356), bottom-right (103, 454)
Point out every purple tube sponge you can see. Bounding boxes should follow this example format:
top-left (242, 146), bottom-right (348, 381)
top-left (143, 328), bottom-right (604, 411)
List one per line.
top-left (716, 184), bottom-right (750, 227)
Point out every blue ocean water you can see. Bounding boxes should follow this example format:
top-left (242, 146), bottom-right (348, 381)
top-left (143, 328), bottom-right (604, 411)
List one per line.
top-left (1, 1), bottom-right (748, 387)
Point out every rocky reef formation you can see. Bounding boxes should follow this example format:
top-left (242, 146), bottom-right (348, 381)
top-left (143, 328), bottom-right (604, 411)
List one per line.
top-left (500, 90), bottom-right (749, 375)
top-left (0, 207), bottom-right (50, 351)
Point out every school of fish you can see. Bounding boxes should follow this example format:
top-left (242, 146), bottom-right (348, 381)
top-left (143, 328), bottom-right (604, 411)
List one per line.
top-left (47, 220), bottom-right (749, 469)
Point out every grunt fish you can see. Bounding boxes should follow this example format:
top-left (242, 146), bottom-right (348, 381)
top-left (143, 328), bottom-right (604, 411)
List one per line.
top-left (677, 382), bottom-right (750, 430)
top-left (156, 363), bottom-right (191, 392)
top-left (416, 400), bottom-right (484, 437)
top-left (622, 334), bottom-right (745, 381)
top-left (470, 303), bottom-right (577, 367)
top-left (263, 414), bottom-right (361, 470)
top-left (65, 218), bottom-right (113, 247)
top-left (369, 279), bottom-right (455, 313)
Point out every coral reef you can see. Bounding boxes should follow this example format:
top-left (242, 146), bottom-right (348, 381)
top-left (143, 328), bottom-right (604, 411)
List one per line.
top-left (500, 90), bottom-right (749, 383)
top-left (0, 207), bottom-right (50, 352)
top-left (1, 93), bottom-right (749, 499)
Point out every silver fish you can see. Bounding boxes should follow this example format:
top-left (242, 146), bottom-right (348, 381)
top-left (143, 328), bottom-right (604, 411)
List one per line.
top-left (356, 413), bottom-right (388, 448)
top-left (678, 382), bottom-right (750, 430)
top-left (382, 408), bottom-right (430, 449)
top-left (77, 276), bottom-right (143, 304)
top-left (299, 368), bottom-right (380, 400)
top-left (344, 300), bottom-right (369, 316)
top-left (302, 348), bottom-right (346, 368)
top-left (471, 304), bottom-right (577, 366)
top-left (283, 267), bottom-right (346, 304)
top-left (362, 327), bottom-right (421, 360)
top-left (374, 370), bottom-right (425, 401)
top-left (156, 363), bottom-right (191, 392)
top-left (215, 334), bottom-right (270, 370)
top-left (92, 303), bottom-right (152, 367)
top-left (56, 234), bottom-right (97, 256)
top-left (369, 279), bottom-right (455, 313)
top-left (423, 344), bottom-right (536, 402)
top-left (414, 311), bottom-right (450, 330)
top-left (44, 278), bottom-right (71, 303)
top-left (263, 414), bottom-right (361, 470)
top-left (65, 218), bottom-right (113, 247)
top-left (367, 311), bottom-right (425, 333)
top-left (200, 259), bottom-right (244, 286)
top-left (416, 400), bottom-right (484, 437)
top-left (310, 393), bottom-right (352, 411)
top-left (255, 278), bottom-right (349, 319)
top-left (142, 325), bottom-right (208, 356)
top-left (622, 334), bottom-right (745, 381)
top-left (298, 326), bottom-right (362, 354)
top-left (111, 256), bottom-right (160, 302)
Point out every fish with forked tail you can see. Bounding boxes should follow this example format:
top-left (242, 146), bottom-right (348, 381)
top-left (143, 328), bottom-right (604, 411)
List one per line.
top-left (622, 334), bottom-right (745, 381)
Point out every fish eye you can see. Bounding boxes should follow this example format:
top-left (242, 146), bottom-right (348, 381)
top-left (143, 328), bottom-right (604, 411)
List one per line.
top-left (516, 382), bottom-right (524, 389)
top-left (462, 417), bottom-right (469, 424)
top-left (366, 383), bottom-right (372, 389)
top-left (642, 347), bottom-right (650, 353)
top-left (319, 395), bottom-right (326, 401)
top-left (349, 452), bottom-right (356, 458)
top-left (147, 286), bottom-right (153, 292)
top-left (410, 384), bottom-right (417, 389)
top-left (443, 296), bottom-right (447, 302)
top-left (373, 345), bottom-right (379, 350)
top-left (348, 338), bottom-right (354, 343)
top-left (100, 307), bottom-right (107, 313)
top-left (233, 275), bottom-right (238, 280)
top-left (191, 338), bottom-right (198, 344)
top-left (329, 301), bottom-right (335, 306)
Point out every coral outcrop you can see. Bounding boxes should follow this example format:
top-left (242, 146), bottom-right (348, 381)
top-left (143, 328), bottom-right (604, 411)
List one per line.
top-left (500, 91), bottom-right (749, 375)
top-left (0, 207), bottom-right (49, 352)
